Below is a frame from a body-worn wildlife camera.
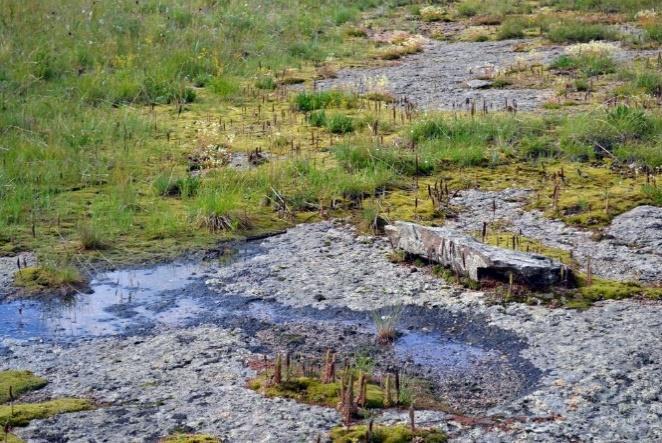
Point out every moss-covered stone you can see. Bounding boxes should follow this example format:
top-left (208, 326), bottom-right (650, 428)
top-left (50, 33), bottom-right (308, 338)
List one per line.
top-left (0, 370), bottom-right (47, 404)
top-left (330, 424), bottom-right (447, 443)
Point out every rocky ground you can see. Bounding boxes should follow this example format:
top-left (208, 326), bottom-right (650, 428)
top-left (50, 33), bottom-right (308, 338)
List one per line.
top-left (448, 188), bottom-right (662, 283)
top-left (315, 39), bottom-right (653, 111)
top-left (3, 220), bottom-right (661, 442)
top-left (0, 254), bottom-right (35, 297)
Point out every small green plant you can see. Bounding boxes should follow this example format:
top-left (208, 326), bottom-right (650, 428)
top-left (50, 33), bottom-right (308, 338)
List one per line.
top-left (308, 110), bottom-right (327, 127)
top-left (372, 305), bottom-right (402, 345)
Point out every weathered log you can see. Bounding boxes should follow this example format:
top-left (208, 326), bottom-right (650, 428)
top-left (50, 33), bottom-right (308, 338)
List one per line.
top-left (385, 221), bottom-right (571, 288)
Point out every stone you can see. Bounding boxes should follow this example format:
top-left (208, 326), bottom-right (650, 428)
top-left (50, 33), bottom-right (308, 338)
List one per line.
top-left (385, 221), bottom-right (570, 288)
top-left (466, 79), bottom-right (492, 89)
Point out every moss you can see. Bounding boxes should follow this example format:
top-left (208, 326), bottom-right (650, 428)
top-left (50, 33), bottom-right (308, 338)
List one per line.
top-left (576, 277), bottom-right (662, 302)
top-left (330, 424), bottom-right (447, 443)
top-left (12, 266), bottom-right (85, 294)
top-left (160, 434), bottom-right (220, 443)
top-left (0, 398), bottom-right (92, 427)
top-left (0, 371), bottom-right (47, 404)
top-left (248, 375), bottom-right (386, 409)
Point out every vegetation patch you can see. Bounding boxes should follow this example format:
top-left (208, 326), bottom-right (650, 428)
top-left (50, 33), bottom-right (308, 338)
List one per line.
top-left (0, 371), bottom-right (47, 404)
top-left (0, 370), bottom-right (93, 442)
top-left (13, 266), bottom-right (85, 296)
top-left (160, 434), bottom-right (220, 443)
top-left (330, 424), bottom-right (447, 443)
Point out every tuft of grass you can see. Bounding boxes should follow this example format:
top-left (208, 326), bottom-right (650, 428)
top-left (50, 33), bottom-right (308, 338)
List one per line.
top-left (642, 183), bottom-right (662, 205)
top-left (153, 173), bottom-right (200, 198)
top-left (0, 371), bottom-right (47, 404)
top-left (330, 424), bottom-right (447, 443)
top-left (497, 17), bottom-right (529, 40)
top-left (294, 91), bottom-right (357, 112)
top-left (547, 22), bottom-right (617, 43)
top-left (372, 305), bottom-right (402, 345)
top-left (77, 223), bottom-right (108, 251)
top-left (550, 53), bottom-right (616, 77)
top-left (326, 114), bottom-right (355, 134)
top-left (308, 110), bottom-right (327, 127)
top-left (254, 75), bottom-right (277, 90)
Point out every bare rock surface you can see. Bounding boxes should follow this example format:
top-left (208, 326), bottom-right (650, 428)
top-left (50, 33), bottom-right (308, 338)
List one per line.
top-left (2, 326), bottom-right (339, 442)
top-left (314, 39), bottom-right (656, 111)
top-left (316, 39), bottom-right (559, 111)
top-left (447, 189), bottom-right (662, 283)
top-left (2, 221), bottom-right (661, 442)
top-left (385, 221), bottom-right (568, 287)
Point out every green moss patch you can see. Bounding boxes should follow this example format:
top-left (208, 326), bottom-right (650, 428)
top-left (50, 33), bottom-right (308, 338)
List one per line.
top-left (0, 371), bottom-right (47, 404)
top-left (160, 434), bottom-right (220, 443)
top-left (248, 376), bottom-right (386, 409)
top-left (330, 424), bottom-right (447, 443)
top-left (0, 398), bottom-right (92, 428)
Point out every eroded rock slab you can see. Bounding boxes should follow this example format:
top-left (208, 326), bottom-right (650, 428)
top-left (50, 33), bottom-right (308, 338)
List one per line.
top-left (385, 221), bottom-right (568, 288)
top-left (446, 189), bottom-right (662, 283)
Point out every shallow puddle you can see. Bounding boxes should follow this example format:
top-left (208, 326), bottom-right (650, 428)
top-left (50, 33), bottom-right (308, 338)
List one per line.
top-left (0, 262), bottom-right (207, 340)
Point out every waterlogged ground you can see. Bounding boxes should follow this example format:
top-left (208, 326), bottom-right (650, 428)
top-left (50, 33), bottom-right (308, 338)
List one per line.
top-left (1, 221), bottom-right (661, 441)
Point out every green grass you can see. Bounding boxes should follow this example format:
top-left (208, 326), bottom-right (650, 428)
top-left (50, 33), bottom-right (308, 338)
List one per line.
top-left (294, 91), bottom-right (358, 112)
top-left (550, 53), bottom-right (616, 77)
top-left (0, 371), bottom-right (47, 404)
top-left (13, 266), bottom-right (85, 294)
top-left (497, 17), bottom-right (529, 40)
top-left (547, 22), bottom-right (617, 43)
